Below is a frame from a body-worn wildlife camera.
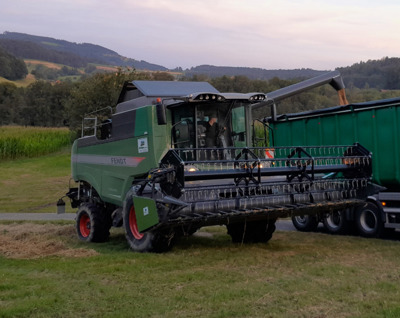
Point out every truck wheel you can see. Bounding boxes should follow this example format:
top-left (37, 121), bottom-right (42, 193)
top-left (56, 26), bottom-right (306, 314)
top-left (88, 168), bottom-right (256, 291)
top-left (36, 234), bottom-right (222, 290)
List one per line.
top-left (322, 210), bottom-right (350, 234)
top-left (291, 215), bottom-right (319, 232)
top-left (123, 190), bottom-right (174, 253)
top-left (76, 203), bottom-right (111, 242)
top-left (355, 202), bottom-right (383, 238)
top-left (227, 219), bottom-right (276, 243)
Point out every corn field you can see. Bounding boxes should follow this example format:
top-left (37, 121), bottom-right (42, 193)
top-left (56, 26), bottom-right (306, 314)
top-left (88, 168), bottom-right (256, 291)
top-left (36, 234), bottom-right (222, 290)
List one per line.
top-left (0, 126), bottom-right (71, 160)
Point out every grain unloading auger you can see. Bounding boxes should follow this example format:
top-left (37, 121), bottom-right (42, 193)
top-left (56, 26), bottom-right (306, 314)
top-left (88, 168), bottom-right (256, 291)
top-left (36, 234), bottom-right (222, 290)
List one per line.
top-left (65, 71), bottom-right (376, 252)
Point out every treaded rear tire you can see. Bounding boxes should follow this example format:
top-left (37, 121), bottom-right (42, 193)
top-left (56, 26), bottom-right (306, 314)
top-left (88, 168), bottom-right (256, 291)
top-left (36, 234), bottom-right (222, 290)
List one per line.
top-left (323, 210), bottom-right (351, 235)
top-left (355, 202), bottom-right (383, 238)
top-left (291, 215), bottom-right (319, 232)
top-left (76, 203), bottom-right (111, 242)
top-left (123, 188), bottom-right (175, 253)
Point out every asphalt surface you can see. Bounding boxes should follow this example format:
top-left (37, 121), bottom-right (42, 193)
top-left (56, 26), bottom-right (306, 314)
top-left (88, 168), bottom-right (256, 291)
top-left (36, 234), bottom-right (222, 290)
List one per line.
top-left (0, 213), bottom-right (296, 231)
top-left (0, 212), bottom-right (76, 221)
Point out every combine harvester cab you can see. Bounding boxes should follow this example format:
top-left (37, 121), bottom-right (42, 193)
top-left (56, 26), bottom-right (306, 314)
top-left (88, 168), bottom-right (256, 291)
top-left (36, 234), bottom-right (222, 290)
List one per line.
top-left (67, 75), bottom-right (375, 252)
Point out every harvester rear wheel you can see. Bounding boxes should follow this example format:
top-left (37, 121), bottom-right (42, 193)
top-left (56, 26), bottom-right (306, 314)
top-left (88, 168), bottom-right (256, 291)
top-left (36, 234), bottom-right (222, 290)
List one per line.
top-left (123, 189), bottom-right (175, 253)
top-left (227, 219), bottom-right (276, 243)
top-left (76, 203), bottom-right (111, 242)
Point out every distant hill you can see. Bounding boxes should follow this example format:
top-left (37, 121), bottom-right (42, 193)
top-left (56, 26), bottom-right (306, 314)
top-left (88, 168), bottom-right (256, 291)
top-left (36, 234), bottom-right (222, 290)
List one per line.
top-left (1, 31), bottom-right (399, 89)
top-left (184, 65), bottom-right (327, 80)
top-left (0, 32), bottom-right (168, 71)
top-left (338, 57), bottom-right (400, 89)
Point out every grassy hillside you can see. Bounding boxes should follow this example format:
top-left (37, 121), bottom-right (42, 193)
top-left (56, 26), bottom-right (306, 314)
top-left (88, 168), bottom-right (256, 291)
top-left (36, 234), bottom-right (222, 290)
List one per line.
top-left (0, 31), bottom-right (168, 71)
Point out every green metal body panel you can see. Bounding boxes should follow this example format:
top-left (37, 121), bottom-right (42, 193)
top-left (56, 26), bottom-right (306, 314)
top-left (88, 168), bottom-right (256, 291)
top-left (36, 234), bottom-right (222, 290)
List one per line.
top-left (71, 106), bottom-right (169, 206)
top-left (270, 97), bottom-right (400, 190)
top-left (133, 196), bottom-right (159, 232)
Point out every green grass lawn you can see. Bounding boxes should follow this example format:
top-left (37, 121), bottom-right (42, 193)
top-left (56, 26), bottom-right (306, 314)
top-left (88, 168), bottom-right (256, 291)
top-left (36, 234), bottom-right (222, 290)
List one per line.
top-left (0, 147), bottom-right (75, 213)
top-left (2, 142), bottom-right (400, 317)
top-left (1, 223), bottom-right (400, 317)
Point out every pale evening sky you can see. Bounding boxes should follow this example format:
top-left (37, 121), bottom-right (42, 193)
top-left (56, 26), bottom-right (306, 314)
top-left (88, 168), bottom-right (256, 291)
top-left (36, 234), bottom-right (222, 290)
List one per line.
top-left (1, 0), bottom-right (399, 70)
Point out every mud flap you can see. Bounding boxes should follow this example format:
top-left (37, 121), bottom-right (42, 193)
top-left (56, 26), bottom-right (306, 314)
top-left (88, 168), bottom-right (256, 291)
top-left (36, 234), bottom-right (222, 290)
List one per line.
top-left (133, 196), bottom-right (159, 232)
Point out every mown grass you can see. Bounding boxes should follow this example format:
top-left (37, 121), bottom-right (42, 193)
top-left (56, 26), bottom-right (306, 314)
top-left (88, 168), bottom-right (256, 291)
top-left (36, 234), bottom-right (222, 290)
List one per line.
top-left (2, 126), bottom-right (400, 317)
top-left (0, 126), bottom-right (71, 160)
top-left (1, 224), bottom-right (400, 317)
top-left (0, 146), bottom-right (75, 213)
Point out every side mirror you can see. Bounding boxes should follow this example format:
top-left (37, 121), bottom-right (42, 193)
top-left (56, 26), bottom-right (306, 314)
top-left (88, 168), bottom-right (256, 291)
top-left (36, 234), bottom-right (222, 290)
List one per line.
top-left (156, 99), bottom-right (167, 125)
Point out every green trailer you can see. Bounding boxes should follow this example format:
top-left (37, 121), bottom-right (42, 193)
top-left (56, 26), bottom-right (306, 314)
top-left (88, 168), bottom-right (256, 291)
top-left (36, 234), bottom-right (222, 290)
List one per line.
top-left (65, 73), bottom-right (376, 252)
top-left (268, 96), bottom-right (400, 237)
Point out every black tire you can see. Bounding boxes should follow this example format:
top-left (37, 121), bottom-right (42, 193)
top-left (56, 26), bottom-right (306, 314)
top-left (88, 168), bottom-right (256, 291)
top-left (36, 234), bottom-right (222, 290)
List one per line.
top-left (76, 203), bottom-right (111, 242)
top-left (291, 215), bottom-right (319, 232)
top-left (123, 189), bottom-right (175, 253)
top-left (355, 202), bottom-right (383, 238)
top-left (322, 210), bottom-right (351, 235)
top-left (227, 219), bottom-right (276, 243)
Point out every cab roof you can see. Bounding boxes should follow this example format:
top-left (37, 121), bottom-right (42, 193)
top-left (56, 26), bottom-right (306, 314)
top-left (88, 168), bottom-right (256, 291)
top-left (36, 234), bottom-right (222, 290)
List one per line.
top-left (116, 80), bottom-right (266, 113)
top-left (117, 81), bottom-right (219, 103)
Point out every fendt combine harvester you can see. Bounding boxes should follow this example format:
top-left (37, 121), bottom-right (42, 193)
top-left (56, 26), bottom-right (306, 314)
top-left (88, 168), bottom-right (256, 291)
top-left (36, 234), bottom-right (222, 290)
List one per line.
top-left (66, 71), bottom-right (375, 252)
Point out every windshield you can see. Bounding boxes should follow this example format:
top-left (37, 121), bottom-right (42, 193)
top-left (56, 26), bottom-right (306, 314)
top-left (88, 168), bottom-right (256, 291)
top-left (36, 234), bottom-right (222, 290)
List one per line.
top-left (172, 101), bottom-right (249, 150)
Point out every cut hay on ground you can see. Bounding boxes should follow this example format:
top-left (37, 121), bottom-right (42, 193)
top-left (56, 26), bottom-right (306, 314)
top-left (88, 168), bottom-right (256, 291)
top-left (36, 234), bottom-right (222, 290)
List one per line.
top-left (0, 223), bottom-right (98, 259)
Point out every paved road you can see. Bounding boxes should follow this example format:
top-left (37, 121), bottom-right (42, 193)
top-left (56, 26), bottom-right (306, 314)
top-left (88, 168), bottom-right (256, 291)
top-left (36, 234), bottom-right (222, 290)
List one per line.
top-left (0, 213), bottom-right (76, 221)
top-left (0, 213), bottom-right (296, 231)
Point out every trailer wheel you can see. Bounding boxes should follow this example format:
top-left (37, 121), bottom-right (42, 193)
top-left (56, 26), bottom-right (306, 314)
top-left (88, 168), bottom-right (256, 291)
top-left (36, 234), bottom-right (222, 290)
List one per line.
top-left (252, 219), bottom-right (277, 243)
top-left (76, 203), bottom-right (111, 242)
top-left (322, 210), bottom-right (351, 235)
top-left (355, 202), bottom-right (383, 238)
top-left (123, 190), bottom-right (174, 253)
top-left (291, 215), bottom-right (319, 232)
top-left (227, 219), bottom-right (276, 243)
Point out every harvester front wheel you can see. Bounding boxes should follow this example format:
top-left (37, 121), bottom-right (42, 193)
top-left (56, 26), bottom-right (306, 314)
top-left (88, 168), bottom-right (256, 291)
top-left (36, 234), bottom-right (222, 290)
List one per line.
top-left (76, 203), bottom-right (111, 242)
top-left (123, 190), bottom-right (174, 253)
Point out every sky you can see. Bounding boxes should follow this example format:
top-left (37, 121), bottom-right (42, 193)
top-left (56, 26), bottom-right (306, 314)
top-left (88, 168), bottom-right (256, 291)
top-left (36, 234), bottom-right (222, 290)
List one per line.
top-left (1, 0), bottom-right (400, 70)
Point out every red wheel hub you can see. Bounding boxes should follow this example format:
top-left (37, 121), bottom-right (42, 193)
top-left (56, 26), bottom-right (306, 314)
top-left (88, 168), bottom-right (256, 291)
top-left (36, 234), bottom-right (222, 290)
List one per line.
top-left (129, 206), bottom-right (144, 240)
top-left (79, 213), bottom-right (91, 238)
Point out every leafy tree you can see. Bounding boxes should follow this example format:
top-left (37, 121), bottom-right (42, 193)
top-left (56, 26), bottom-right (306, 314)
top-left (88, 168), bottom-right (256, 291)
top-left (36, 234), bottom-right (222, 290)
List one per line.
top-left (64, 68), bottom-right (150, 132)
top-left (151, 72), bottom-right (175, 81)
top-left (0, 46), bottom-right (28, 80)
top-left (0, 82), bottom-right (24, 125)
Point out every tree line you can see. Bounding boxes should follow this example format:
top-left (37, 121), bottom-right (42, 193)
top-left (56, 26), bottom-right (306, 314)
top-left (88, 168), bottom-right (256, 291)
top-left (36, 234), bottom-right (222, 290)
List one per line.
top-left (338, 57), bottom-right (400, 90)
top-left (1, 69), bottom-right (400, 134)
top-left (0, 46), bottom-right (28, 80)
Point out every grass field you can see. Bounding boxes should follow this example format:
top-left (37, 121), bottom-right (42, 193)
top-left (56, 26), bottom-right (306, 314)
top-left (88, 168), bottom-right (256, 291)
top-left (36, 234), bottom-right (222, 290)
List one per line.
top-left (0, 147), bottom-right (75, 213)
top-left (1, 222), bottom-right (400, 317)
top-left (2, 127), bottom-right (400, 317)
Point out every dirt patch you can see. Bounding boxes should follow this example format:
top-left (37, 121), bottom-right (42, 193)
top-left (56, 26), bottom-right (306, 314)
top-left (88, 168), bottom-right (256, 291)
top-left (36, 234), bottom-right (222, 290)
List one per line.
top-left (0, 223), bottom-right (99, 259)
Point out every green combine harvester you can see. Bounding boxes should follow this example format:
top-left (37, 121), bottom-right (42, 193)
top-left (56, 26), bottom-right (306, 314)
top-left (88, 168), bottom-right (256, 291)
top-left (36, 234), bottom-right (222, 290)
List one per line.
top-left (66, 71), bottom-right (375, 252)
